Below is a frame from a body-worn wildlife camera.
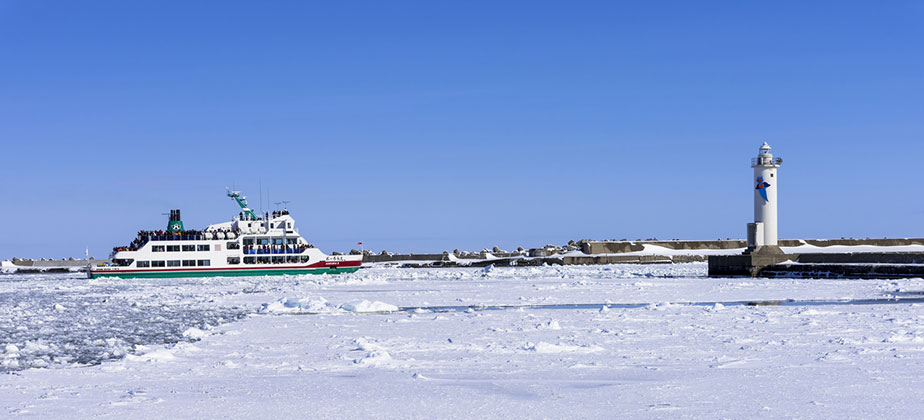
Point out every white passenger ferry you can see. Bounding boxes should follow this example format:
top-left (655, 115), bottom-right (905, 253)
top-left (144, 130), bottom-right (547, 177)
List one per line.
top-left (89, 190), bottom-right (363, 279)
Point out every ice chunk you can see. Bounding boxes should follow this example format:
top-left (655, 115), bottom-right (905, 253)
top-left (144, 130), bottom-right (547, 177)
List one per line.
top-left (259, 297), bottom-right (341, 314)
top-left (537, 320), bottom-right (562, 330)
top-left (523, 341), bottom-right (604, 354)
top-left (182, 327), bottom-right (208, 340)
top-left (354, 350), bottom-right (393, 366)
top-left (125, 348), bottom-right (177, 363)
top-left (481, 264), bottom-right (495, 276)
top-left (340, 300), bottom-right (399, 313)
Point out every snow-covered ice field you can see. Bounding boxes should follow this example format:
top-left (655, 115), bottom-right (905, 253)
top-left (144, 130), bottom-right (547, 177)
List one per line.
top-left (3, 263), bottom-right (924, 418)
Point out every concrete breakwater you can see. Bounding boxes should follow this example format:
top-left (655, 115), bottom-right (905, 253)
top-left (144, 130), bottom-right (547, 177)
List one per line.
top-left (370, 238), bottom-right (924, 278)
top-left (366, 238), bottom-right (924, 264)
top-left (2, 258), bottom-right (104, 273)
top-left (5, 238), bottom-right (922, 278)
top-left (580, 238), bottom-right (924, 254)
top-left (709, 251), bottom-right (924, 278)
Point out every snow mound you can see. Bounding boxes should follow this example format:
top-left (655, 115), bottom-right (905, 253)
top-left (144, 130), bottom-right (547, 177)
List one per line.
top-left (354, 350), bottom-right (393, 366)
top-left (340, 300), bottom-right (399, 313)
top-left (182, 327), bottom-right (208, 340)
top-left (259, 297), bottom-right (341, 314)
top-left (537, 320), bottom-right (562, 330)
top-left (124, 348), bottom-right (177, 363)
top-left (259, 297), bottom-right (399, 314)
top-left (646, 302), bottom-right (676, 311)
top-left (523, 341), bottom-right (604, 354)
top-left (0, 260), bottom-right (15, 273)
top-left (481, 264), bottom-right (495, 276)
top-left (798, 309), bottom-right (839, 316)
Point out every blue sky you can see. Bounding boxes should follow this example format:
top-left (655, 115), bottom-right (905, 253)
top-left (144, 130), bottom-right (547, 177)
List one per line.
top-left (1, 1), bottom-right (922, 259)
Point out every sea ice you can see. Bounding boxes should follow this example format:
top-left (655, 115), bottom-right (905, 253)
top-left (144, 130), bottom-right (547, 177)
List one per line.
top-left (340, 300), bottom-right (399, 313)
top-left (2, 264), bottom-right (924, 419)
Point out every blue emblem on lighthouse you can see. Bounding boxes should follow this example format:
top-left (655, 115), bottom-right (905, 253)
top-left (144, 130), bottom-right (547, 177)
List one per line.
top-left (755, 176), bottom-right (771, 202)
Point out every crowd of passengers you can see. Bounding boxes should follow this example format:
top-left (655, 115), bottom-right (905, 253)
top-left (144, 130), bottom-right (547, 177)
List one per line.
top-left (237, 209), bottom-right (289, 221)
top-left (112, 228), bottom-right (239, 252)
top-left (243, 243), bottom-right (314, 254)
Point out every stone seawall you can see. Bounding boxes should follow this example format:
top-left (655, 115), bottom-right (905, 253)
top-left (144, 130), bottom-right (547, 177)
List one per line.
top-left (563, 255), bottom-right (705, 265)
top-left (709, 252), bottom-right (924, 278)
top-left (362, 254), bottom-right (446, 263)
top-left (582, 238), bottom-right (924, 254)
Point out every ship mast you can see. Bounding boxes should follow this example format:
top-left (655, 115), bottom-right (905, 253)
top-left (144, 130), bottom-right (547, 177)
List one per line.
top-left (226, 188), bottom-right (257, 220)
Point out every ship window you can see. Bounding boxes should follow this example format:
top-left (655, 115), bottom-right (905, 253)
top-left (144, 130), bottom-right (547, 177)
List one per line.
top-left (182, 260), bottom-right (196, 267)
top-left (227, 242), bottom-right (240, 250)
top-left (166, 245), bottom-right (180, 252)
top-left (182, 245), bottom-right (195, 252)
top-left (152, 246), bottom-right (165, 252)
top-left (257, 256), bottom-right (270, 264)
top-left (243, 238), bottom-right (254, 245)
top-left (197, 259), bottom-right (210, 266)
top-left (227, 257), bottom-right (240, 265)
top-left (167, 260), bottom-right (181, 267)
top-left (152, 260), bottom-right (166, 267)
top-left (197, 244), bottom-right (210, 251)
top-left (273, 238), bottom-right (284, 245)
top-left (272, 256), bottom-right (285, 264)
top-left (137, 261), bottom-right (150, 268)
top-left (300, 256), bottom-right (309, 263)
top-left (257, 238), bottom-right (269, 245)
top-left (286, 256), bottom-right (298, 263)
top-left (244, 256), bottom-right (255, 264)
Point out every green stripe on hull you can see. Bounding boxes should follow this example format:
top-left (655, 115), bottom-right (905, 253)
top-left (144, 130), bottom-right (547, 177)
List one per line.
top-left (90, 266), bottom-right (361, 279)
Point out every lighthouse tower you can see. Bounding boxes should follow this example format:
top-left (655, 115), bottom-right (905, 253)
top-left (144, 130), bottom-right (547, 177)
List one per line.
top-left (747, 142), bottom-right (782, 253)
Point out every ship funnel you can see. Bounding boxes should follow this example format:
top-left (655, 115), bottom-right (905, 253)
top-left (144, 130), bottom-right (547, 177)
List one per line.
top-left (167, 209), bottom-right (184, 233)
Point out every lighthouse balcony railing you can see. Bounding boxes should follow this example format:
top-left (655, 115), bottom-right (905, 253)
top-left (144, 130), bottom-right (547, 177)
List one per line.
top-left (751, 157), bottom-right (783, 166)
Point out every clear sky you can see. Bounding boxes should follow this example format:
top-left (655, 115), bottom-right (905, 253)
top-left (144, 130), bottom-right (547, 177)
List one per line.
top-left (1, 1), bottom-right (922, 259)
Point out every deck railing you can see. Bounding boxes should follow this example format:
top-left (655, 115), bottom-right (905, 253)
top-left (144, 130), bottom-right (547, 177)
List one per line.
top-left (751, 157), bottom-right (783, 166)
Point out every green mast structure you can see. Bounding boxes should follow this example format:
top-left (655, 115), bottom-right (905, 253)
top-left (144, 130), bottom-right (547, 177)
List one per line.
top-left (227, 188), bottom-right (258, 220)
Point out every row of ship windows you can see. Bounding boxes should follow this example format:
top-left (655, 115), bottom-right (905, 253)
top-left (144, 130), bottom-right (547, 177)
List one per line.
top-left (137, 260), bottom-right (211, 267)
top-left (242, 256), bottom-right (310, 264)
top-left (152, 245), bottom-right (211, 252)
top-left (135, 257), bottom-right (309, 267)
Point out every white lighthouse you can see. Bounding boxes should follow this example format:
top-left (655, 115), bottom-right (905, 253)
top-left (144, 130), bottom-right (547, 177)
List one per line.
top-left (747, 142), bottom-right (782, 253)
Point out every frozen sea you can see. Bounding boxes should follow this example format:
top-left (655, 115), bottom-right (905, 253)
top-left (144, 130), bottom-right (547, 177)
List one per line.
top-left (3, 263), bottom-right (924, 418)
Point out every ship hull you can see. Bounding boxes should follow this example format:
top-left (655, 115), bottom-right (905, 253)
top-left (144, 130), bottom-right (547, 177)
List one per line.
top-left (90, 261), bottom-right (362, 279)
